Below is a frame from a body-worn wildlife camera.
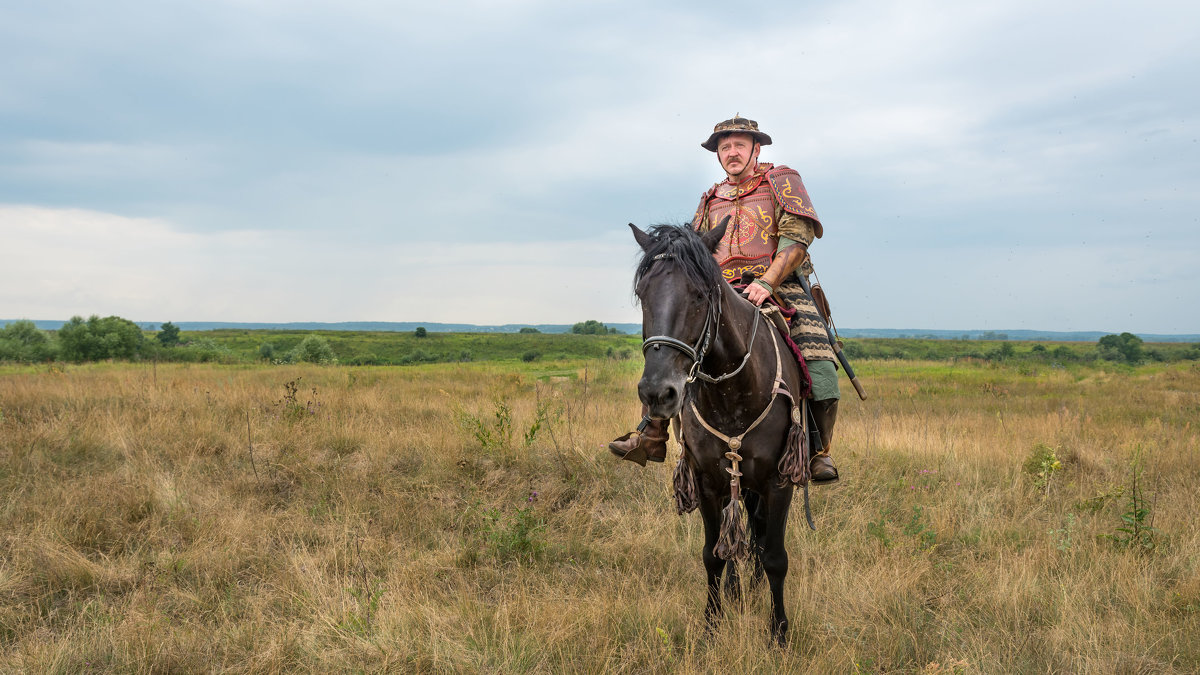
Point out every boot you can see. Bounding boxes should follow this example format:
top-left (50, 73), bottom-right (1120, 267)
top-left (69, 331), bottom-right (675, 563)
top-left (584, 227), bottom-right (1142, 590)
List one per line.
top-left (608, 415), bottom-right (669, 467)
top-left (808, 398), bottom-right (840, 485)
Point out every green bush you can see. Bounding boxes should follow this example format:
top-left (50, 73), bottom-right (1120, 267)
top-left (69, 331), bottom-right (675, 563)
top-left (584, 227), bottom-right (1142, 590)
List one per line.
top-left (1098, 332), bottom-right (1144, 364)
top-left (571, 320), bottom-right (618, 335)
top-left (1022, 443), bottom-right (1062, 496)
top-left (521, 350), bottom-right (541, 362)
top-left (399, 349), bottom-right (435, 364)
top-left (290, 335), bottom-right (337, 364)
top-left (184, 338), bottom-right (235, 363)
top-left (57, 315), bottom-right (145, 362)
top-left (0, 321), bottom-right (58, 362)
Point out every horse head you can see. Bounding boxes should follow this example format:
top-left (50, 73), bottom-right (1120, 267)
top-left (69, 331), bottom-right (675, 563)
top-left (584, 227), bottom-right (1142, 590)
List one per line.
top-left (629, 217), bottom-right (729, 420)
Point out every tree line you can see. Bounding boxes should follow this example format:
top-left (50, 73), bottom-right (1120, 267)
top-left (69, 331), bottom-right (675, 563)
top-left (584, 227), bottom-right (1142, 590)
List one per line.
top-left (0, 317), bottom-right (342, 364)
top-left (4, 317), bottom-right (1195, 366)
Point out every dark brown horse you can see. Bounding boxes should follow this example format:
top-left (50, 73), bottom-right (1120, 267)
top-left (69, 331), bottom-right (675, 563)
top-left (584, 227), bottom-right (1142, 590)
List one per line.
top-left (631, 220), bottom-right (810, 645)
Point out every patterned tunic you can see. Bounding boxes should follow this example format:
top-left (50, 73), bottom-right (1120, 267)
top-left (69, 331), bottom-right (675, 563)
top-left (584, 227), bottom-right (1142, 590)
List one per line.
top-left (693, 167), bottom-right (836, 364)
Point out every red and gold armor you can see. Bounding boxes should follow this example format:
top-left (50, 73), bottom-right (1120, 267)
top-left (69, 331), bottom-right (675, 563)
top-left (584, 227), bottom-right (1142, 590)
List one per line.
top-left (691, 163), bottom-right (821, 284)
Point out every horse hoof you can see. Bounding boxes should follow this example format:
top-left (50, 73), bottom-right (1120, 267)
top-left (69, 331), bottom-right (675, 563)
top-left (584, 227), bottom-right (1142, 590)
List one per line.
top-left (771, 620), bottom-right (789, 647)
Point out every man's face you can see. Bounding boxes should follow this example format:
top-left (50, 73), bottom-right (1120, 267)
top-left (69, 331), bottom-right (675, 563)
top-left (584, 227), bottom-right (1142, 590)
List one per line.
top-left (717, 133), bottom-right (758, 178)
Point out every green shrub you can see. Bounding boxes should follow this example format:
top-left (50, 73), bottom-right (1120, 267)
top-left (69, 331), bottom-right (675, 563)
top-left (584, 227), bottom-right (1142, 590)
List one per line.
top-left (0, 321), bottom-right (58, 362)
top-left (290, 335), bottom-right (337, 364)
top-left (571, 320), bottom-right (616, 335)
top-left (1098, 332), bottom-right (1144, 363)
top-left (57, 315), bottom-right (145, 362)
top-left (184, 338), bottom-right (235, 363)
top-left (1023, 443), bottom-right (1062, 496)
top-left (399, 349), bottom-right (435, 364)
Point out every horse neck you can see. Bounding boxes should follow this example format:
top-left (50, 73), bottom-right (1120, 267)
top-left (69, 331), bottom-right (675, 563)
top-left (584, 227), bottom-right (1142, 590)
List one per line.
top-left (702, 281), bottom-right (777, 393)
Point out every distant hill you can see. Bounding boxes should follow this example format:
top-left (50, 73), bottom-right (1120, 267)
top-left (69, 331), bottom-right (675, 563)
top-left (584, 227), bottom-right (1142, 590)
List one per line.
top-left (3, 319), bottom-right (644, 336)
top-left (4, 320), bottom-right (1198, 342)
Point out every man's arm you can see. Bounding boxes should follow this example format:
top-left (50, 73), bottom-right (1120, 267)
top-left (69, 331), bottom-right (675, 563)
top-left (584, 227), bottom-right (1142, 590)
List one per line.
top-left (745, 212), bottom-right (816, 305)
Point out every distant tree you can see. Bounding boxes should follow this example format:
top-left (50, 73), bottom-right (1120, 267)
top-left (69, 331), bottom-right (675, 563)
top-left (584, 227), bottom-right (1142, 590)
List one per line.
top-left (571, 320), bottom-right (611, 335)
top-left (157, 321), bottom-right (181, 347)
top-left (291, 335), bottom-right (337, 364)
top-left (521, 350), bottom-right (541, 362)
top-left (1097, 332), bottom-right (1144, 364)
top-left (0, 320), bottom-right (57, 362)
top-left (414, 327), bottom-right (427, 338)
top-left (259, 343), bottom-right (276, 361)
top-left (1052, 345), bottom-right (1075, 362)
top-left (58, 315), bottom-right (145, 362)
top-left (519, 327), bottom-right (540, 334)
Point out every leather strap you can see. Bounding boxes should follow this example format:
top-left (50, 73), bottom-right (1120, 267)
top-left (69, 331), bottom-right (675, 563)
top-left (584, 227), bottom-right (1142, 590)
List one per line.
top-left (688, 316), bottom-right (788, 452)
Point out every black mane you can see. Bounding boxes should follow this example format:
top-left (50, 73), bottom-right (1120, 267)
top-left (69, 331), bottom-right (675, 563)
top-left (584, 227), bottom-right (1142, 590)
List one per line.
top-left (634, 224), bottom-right (723, 302)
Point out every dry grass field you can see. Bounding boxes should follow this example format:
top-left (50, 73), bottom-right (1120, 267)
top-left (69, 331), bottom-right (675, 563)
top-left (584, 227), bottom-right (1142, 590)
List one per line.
top-left (1, 358), bottom-right (1198, 673)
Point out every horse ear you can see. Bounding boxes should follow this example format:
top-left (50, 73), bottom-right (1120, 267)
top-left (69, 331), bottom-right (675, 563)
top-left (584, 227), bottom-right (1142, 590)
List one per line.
top-left (700, 215), bottom-right (730, 253)
top-left (629, 223), bottom-right (653, 252)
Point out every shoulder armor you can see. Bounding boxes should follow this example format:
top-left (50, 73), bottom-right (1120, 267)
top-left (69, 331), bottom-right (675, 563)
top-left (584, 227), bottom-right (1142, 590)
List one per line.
top-left (692, 186), bottom-right (717, 230)
top-left (766, 166), bottom-right (823, 237)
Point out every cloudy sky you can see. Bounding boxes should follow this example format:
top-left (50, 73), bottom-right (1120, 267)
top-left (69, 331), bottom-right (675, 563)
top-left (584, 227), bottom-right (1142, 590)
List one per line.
top-left (2, 1), bottom-right (1197, 333)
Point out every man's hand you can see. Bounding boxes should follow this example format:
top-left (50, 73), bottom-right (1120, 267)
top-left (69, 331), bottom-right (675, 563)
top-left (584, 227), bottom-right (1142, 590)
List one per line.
top-left (745, 281), bottom-right (771, 306)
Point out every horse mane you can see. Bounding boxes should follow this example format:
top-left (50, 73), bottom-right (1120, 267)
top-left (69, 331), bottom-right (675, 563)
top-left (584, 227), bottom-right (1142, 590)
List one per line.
top-left (633, 224), bottom-right (723, 303)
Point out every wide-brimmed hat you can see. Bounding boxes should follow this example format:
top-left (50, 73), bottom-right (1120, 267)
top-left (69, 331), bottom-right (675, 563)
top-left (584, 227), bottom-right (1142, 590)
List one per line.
top-left (701, 115), bottom-right (772, 152)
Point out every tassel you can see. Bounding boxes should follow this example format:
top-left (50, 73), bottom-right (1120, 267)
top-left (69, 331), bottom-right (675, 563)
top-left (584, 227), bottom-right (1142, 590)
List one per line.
top-left (715, 497), bottom-right (750, 561)
top-left (777, 406), bottom-right (811, 486)
top-left (673, 454), bottom-right (699, 515)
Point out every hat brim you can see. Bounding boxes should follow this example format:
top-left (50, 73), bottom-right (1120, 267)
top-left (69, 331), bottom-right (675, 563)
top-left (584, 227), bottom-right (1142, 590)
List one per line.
top-left (701, 130), bottom-right (772, 152)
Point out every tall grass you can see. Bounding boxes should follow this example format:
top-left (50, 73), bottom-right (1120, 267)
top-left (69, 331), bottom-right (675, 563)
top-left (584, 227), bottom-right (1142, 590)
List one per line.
top-left (1, 358), bottom-right (1197, 672)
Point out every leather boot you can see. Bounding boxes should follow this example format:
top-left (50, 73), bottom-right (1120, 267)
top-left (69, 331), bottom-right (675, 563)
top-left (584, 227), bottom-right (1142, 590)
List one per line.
top-left (809, 398), bottom-right (840, 485)
top-left (608, 415), bottom-right (669, 467)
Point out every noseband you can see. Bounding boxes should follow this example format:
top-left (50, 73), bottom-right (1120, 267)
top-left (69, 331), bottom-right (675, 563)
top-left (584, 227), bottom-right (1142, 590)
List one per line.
top-left (640, 253), bottom-right (759, 384)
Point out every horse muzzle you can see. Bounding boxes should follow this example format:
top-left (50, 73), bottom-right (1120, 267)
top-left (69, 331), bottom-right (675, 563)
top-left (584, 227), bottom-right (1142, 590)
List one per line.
top-left (638, 373), bottom-right (685, 420)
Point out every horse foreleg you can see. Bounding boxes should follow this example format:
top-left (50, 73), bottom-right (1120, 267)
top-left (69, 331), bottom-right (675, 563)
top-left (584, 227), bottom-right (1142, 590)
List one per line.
top-left (761, 484), bottom-right (795, 646)
top-left (699, 489), bottom-right (726, 633)
top-left (744, 490), bottom-right (768, 593)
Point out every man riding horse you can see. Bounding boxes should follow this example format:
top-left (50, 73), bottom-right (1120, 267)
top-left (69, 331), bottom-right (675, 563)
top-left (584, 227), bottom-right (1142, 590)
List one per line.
top-left (610, 115), bottom-right (841, 485)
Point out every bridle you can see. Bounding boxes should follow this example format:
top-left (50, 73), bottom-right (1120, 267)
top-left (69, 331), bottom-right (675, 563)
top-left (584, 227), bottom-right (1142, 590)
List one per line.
top-left (640, 252), bottom-right (761, 385)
